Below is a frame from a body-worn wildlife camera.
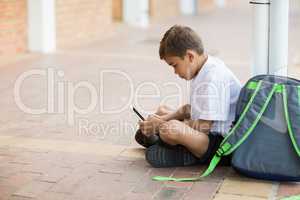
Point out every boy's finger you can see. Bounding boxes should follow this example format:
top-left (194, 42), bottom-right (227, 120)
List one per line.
top-left (139, 123), bottom-right (144, 129)
top-left (142, 121), bottom-right (152, 126)
top-left (139, 120), bottom-right (147, 125)
top-left (152, 113), bottom-right (160, 118)
top-left (150, 113), bottom-right (161, 118)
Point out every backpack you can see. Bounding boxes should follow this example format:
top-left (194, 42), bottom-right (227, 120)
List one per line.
top-left (152, 75), bottom-right (300, 182)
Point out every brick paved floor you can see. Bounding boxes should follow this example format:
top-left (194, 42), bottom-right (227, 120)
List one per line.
top-left (0, 1), bottom-right (300, 200)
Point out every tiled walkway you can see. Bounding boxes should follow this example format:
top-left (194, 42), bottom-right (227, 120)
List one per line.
top-left (0, 1), bottom-right (300, 199)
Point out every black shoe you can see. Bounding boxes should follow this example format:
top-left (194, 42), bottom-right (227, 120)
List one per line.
top-left (135, 129), bottom-right (160, 148)
top-left (145, 143), bottom-right (200, 168)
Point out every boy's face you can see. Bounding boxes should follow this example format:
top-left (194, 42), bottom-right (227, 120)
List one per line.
top-left (164, 51), bottom-right (197, 80)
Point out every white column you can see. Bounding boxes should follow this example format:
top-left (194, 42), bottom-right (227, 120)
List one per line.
top-left (179, 0), bottom-right (197, 15)
top-left (215, 0), bottom-right (226, 8)
top-left (250, 0), bottom-right (270, 75)
top-left (268, 0), bottom-right (289, 76)
top-left (27, 0), bottom-right (56, 53)
top-left (123, 0), bottom-right (149, 27)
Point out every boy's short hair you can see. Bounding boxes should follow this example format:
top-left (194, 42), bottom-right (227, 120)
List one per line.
top-left (159, 25), bottom-right (204, 59)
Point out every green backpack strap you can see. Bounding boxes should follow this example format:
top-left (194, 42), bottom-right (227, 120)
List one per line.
top-left (282, 85), bottom-right (300, 156)
top-left (152, 80), bottom-right (277, 182)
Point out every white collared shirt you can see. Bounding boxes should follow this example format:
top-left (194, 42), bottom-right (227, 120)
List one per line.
top-left (190, 55), bottom-right (242, 136)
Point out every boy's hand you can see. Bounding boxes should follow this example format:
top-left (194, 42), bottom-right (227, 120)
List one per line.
top-left (138, 114), bottom-right (164, 136)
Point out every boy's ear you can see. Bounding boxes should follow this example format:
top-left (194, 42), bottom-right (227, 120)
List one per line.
top-left (186, 50), bottom-right (195, 62)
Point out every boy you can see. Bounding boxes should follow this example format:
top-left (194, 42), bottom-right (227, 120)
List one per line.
top-left (136, 25), bottom-right (241, 167)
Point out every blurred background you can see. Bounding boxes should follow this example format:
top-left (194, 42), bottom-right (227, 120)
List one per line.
top-left (0, 0), bottom-right (299, 77)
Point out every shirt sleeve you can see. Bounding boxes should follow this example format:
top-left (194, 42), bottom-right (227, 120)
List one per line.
top-left (190, 71), bottom-right (231, 121)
